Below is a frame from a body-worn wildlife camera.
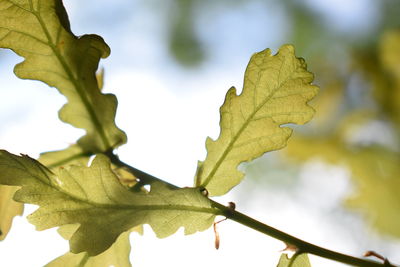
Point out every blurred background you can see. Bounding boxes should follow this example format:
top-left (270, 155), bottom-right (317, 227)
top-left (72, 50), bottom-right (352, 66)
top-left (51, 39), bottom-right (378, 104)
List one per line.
top-left (1, 0), bottom-right (400, 266)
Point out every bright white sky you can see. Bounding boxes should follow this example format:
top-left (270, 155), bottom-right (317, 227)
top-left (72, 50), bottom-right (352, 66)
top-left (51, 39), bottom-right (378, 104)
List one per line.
top-left (1, 1), bottom-right (399, 267)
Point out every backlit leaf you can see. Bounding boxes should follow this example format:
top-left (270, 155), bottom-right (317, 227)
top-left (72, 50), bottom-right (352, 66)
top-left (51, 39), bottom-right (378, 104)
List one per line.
top-left (39, 145), bottom-right (90, 170)
top-left (0, 185), bottom-right (24, 240)
top-left (195, 45), bottom-right (318, 196)
top-left (277, 253), bottom-right (312, 267)
top-left (45, 227), bottom-right (132, 267)
top-left (39, 146), bottom-right (138, 188)
top-left (0, 150), bottom-right (217, 255)
top-left (0, 0), bottom-right (127, 152)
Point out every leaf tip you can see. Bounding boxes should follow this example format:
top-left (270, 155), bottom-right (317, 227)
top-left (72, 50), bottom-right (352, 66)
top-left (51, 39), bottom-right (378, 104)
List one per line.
top-left (81, 34), bottom-right (111, 59)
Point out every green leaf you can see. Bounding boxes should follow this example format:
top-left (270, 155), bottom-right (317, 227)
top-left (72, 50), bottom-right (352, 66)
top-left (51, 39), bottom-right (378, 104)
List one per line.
top-left (0, 150), bottom-right (217, 255)
top-left (195, 45), bottom-right (318, 196)
top-left (45, 227), bottom-right (133, 267)
top-left (39, 145), bottom-right (91, 170)
top-left (0, 0), bottom-right (127, 152)
top-left (0, 185), bottom-right (24, 240)
top-left (277, 253), bottom-right (312, 267)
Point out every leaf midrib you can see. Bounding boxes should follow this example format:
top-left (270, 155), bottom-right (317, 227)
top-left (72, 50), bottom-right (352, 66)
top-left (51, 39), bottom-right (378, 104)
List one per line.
top-left (15, 163), bottom-right (220, 216)
top-left (200, 57), bottom-right (294, 189)
top-left (28, 0), bottom-right (110, 150)
top-left (39, 178), bottom-right (220, 215)
top-left (22, 164), bottom-right (220, 216)
top-left (45, 152), bottom-right (91, 169)
top-left (34, 203), bottom-right (220, 214)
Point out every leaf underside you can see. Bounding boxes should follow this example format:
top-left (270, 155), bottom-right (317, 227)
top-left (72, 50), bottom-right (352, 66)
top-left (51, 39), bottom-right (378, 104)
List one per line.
top-left (195, 45), bottom-right (318, 196)
top-left (0, 0), bottom-right (127, 153)
top-left (45, 225), bottom-right (133, 267)
top-left (0, 150), bottom-right (217, 256)
top-left (38, 145), bottom-right (91, 170)
top-left (0, 185), bottom-right (24, 240)
top-left (277, 253), bottom-right (312, 267)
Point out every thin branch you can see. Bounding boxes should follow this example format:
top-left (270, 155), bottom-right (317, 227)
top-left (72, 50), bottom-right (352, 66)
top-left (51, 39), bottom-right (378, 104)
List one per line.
top-left (106, 151), bottom-right (178, 189)
top-left (108, 152), bottom-right (396, 267)
top-left (213, 201), bottom-right (394, 267)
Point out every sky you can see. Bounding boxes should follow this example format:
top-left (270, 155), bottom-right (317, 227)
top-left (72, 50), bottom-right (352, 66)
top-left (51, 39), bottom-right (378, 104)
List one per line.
top-left (1, 0), bottom-right (399, 266)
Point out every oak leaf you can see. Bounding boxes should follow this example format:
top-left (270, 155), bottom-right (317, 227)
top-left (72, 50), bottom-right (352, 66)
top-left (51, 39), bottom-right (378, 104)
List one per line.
top-left (195, 45), bottom-right (318, 196)
top-left (0, 150), bottom-right (216, 255)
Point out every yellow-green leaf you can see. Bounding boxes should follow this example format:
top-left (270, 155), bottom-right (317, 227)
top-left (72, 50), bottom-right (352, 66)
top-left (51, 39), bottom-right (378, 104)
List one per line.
top-left (0, 150), bottom-right (217, 256)
top-left (39, 145), bottom-right (91, 170)
top-left (0, 185), bottom-right (24, 240)
top-left (0, 0), bottom-right (126, 152)
top-left (195, 45), bottom-right (318, 196)
top-left (45, 228), bottom-right (133, 267)
top-left (277, 253), bottom-right (312, 267)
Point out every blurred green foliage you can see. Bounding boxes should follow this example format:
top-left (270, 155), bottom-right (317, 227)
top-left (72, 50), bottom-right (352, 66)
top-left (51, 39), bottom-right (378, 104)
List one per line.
top-left (166, 0), bottom-right (399, 67)
top-left (283, 28), bottom-right (400, 239)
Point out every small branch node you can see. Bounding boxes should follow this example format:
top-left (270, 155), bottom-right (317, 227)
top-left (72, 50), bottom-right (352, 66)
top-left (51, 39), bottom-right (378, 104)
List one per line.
top-left (364, 251), bottom-right (394, 266)
top-left (200, 187), bottom-right (209, 197)
top-left (227, 201), bottom-right (236, 211)
top-left (281, 242), bottom-right (299, 253)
